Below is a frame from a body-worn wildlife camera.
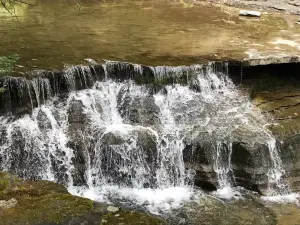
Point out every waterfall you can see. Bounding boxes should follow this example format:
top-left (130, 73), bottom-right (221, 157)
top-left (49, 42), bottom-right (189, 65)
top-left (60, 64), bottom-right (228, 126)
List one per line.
top-left (0, 61), bottom-right (295, 213)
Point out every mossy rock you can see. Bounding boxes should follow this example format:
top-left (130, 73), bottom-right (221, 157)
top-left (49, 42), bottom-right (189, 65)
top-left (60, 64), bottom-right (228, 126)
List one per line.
top-left (0, 173), bottom-right (167, 225)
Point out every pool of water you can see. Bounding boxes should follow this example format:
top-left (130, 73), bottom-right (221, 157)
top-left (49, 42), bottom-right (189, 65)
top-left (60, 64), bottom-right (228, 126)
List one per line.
top-left (1, 0), bottom-right (298, 72)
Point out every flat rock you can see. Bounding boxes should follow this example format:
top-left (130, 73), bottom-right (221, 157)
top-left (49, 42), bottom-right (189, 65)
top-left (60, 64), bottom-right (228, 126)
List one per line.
top-left (239, 10), bottom-right (262, 17)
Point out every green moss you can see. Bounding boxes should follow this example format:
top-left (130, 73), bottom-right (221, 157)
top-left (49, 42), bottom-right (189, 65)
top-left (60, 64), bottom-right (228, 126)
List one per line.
top-left (0, 87), bottom-right (5, 94)
top-left (0, 54), bottom-right (19, 75)
top-left (101, 211), bottom-right (166, 225)
top-left (0, 179), bottom-right (9, 192)
top-left (0, 172), bottom-right (21, 194)
top-left (0, 173), bottom-right (166, 225)
top-left (0, 172), bottom-right (95, 225)
top-left (0, 193), bottom-right (93, 225)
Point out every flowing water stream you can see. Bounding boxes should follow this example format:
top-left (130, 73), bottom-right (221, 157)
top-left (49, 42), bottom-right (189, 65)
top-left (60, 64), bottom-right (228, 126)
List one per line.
top-left (0, 61), bottom-right (296, 215)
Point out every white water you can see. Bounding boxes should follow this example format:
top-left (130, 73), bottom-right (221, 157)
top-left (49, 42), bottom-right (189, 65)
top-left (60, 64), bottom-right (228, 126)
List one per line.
top-left (0, 62), bottom-right (296, 214)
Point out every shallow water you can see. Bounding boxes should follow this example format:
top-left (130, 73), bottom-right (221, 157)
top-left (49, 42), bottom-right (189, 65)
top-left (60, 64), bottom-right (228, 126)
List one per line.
top-left (1, 0), bottom-right (299, 71)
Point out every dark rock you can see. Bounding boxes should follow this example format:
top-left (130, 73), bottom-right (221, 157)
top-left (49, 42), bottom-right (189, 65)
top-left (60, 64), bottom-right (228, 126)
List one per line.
top-left (231, 125), bottom-right (273, 194)
top-left (279, 133), bottom-right (300, 192)
top-left (97, 127), bottom-right (158, 188)
top-left (67, 99), bottom-right (93, 186)
top-left (117, 84), bottom-right (161, 128)
top-left (37, 110), bottom-right (52, 131)
top-left (183, 132), bottom-right (217, 191)
top-left (0, 126), bottom-right (46, 181)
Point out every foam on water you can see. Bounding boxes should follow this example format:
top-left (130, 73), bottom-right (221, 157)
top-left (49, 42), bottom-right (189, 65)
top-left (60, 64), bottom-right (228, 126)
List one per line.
top-left (69, 185), bottom-right (199, 215)
top-left (212, 187), bottom-right (242, 200)
top-left (262, 193), bottom-right (300, 204)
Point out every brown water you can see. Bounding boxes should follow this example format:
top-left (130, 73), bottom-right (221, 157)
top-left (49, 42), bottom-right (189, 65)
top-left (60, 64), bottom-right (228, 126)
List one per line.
top-left (1, 0), bottom-right (299, 71)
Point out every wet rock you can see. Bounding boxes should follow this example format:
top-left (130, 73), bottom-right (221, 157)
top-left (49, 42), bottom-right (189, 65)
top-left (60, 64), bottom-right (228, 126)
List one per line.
top-left (0, 77), bottom-right (34, 116)
top-left (117, 84), bottom-right (161, 128)
top-left (252, 85), bottom-right (300, 193)
top-left (179, 195), bottom-right (276, 225)
top-left (98, 127), bottom-right (158, 188)
top-left (231, 125), bottom-right (272, 194)
top-left (67, 99), bottom-right (92, 186)
top-left (183, 125), bottom-right (274, 194)
top-left (239, 10), bottom-right (261, 17)
top-left (279, 134), bottom-right (300, 192)
top-left (36, 110), bottom-right (52, 131)
top-left (0, 126), bottom-right (47, 181)
top-left (183, 131), bottom-right (217, 191)
top-left (101, 210), bottom-right (166, 225)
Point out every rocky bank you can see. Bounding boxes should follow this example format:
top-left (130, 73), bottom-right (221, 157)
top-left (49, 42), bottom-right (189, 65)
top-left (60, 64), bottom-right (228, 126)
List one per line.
top-left (0, 172), bottom-right (166, 225)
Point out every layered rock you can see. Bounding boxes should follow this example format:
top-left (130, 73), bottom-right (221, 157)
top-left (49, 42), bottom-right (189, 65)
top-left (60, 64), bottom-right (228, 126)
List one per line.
top-left (238, 62), bottom-right (300, 193)
top-left (182, 125), bottom-right (275, 194)
top-left (253, 90), bottom-right (300, 193)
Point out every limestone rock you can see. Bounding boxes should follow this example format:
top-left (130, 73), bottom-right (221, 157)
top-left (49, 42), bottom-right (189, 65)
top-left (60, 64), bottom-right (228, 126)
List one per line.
top-left (0, 198), bottom-right (17, 209)
top-left (239, 10), bottom-right (261, 17)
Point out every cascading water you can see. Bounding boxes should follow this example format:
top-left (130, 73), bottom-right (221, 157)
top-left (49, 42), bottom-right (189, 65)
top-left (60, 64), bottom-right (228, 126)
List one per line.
top-left (0, 60), bottom-right (295, 214)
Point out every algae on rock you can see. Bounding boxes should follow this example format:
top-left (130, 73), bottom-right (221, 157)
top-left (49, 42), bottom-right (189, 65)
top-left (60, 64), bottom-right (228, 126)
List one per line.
top-left (0, 172), bottom-right (167, 225)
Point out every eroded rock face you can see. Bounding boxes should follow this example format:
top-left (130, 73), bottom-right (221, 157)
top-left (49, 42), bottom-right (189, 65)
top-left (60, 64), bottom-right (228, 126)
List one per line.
top-left (242, 64), bottom-right (300, 193)
top-left (182, 125), bottom-right (275, 194)
top-left (255, 91), bottom-right (300, 193)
